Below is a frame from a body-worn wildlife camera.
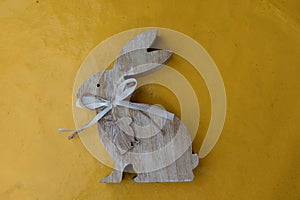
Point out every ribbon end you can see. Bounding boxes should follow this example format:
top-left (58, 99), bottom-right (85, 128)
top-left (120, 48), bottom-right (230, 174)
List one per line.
top-left (58, 128), bottom-right (67, 133)
top-left (68, 132), bottom-right (78, 140)
top-left (58, 128), bottom-right (78, 139)
top-left (168, 113), bottom-right (175, 120)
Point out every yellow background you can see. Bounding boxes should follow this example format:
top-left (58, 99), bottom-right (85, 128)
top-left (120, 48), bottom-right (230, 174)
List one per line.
top-left (0, 0), bottom-right (299, 199)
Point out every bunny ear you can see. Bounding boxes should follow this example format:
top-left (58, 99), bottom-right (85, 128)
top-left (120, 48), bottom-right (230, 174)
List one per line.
top-left (113, 29), bottom-right (172, 79)
top-left (114, 49), bottom-right (173, 79)
top-left (125, 49), bottom-right (173, 78)
top-left (118, 29), bottom-right (157, 56)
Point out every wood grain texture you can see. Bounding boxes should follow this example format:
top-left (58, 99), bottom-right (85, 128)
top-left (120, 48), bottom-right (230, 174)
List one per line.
top-left (76, 30), bottom-right (199, 183)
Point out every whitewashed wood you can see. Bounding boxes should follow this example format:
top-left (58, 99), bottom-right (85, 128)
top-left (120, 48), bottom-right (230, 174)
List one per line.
top-left (118, 29), bottom-right (157, 56)
top-left (75, 30), bottom-right (199, 183)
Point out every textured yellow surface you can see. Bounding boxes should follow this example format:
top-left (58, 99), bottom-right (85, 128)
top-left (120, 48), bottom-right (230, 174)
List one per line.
top-left (0, 0), bottom-right (299, 199)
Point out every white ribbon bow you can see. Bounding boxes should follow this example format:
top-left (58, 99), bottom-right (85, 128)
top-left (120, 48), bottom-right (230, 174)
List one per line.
top-left (59, 78), bottom-right (174, 139)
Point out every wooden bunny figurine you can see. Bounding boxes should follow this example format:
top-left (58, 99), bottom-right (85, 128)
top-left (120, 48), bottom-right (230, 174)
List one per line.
top-left (60, 30), bottom-right (199, 183)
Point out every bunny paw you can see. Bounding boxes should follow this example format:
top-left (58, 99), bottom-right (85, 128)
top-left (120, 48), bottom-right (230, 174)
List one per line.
top-left (100, 170), bottom-right (123, 183)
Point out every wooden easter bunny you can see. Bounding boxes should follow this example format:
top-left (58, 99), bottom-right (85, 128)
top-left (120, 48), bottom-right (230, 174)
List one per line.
top-left (60, 30), bottom-right (199, 183)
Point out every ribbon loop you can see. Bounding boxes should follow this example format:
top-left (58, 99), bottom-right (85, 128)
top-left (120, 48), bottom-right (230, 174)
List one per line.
top-left (115, 78), bottom-right (137, 101)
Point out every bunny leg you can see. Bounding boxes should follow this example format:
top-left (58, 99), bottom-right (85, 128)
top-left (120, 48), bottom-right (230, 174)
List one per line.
top-left (133, 147), bottom-right (196, 182)
top-left (100, 169), bottom-right (123, 183)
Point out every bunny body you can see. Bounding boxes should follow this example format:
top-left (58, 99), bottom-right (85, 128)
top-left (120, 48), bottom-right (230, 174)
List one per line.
top-left (72, 30), bottom-right (199, 183)
top-left (99, 108), bottom-right (199, 183)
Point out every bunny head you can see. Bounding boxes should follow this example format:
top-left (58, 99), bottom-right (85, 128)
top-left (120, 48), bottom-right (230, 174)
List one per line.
top-left (76, 30), bottom-right (173, 107)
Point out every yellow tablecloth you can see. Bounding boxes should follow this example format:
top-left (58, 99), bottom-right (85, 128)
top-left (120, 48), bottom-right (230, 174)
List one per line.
top-left (0, 0), bottom-right (299, 199)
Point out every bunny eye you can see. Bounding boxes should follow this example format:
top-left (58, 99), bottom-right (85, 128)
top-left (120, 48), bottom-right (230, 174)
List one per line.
top-left (96, 84), bottom-right (100, 87)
